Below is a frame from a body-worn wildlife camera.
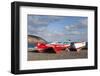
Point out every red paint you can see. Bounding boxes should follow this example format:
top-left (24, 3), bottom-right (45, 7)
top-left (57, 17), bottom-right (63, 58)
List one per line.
top-left (36, 43), bottom-right (70, 54)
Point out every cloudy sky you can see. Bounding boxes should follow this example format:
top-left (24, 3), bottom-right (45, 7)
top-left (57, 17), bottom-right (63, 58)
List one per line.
top-left (28, 15), bottom-right (88, 42)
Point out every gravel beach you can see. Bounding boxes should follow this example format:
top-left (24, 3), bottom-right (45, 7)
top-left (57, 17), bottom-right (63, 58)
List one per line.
top-left (28, 49), bottom-right (88, 61)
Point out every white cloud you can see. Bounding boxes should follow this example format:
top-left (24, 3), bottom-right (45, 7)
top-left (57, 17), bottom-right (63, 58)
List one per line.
top-left (70, 31), bottom-right (80, 35)
top-left (64, 18), bottom-right (88, 31)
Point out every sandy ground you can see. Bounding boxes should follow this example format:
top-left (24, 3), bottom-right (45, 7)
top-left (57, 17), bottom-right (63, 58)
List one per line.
top-left (28, 49), bottom-right (88, 61)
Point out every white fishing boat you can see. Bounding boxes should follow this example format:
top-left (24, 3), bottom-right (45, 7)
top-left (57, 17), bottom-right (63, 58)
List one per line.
top-left (74, 42), bottom-right (86, 49)
top-left (70, 42), bottom-right (86, 52)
